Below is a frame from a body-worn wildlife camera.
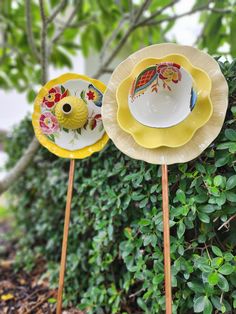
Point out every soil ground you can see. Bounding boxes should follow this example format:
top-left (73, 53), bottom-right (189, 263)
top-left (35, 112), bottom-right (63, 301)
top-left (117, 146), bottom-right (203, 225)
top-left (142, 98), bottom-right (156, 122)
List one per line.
top-left (0, 220), bottom-right (83, 314)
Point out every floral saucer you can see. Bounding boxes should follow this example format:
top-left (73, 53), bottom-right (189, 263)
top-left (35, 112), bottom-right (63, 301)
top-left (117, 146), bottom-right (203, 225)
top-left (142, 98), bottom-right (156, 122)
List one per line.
top-left (116, 54), bottom-right (213, 149)
top-left (32, 73), bottom-right (109, 159)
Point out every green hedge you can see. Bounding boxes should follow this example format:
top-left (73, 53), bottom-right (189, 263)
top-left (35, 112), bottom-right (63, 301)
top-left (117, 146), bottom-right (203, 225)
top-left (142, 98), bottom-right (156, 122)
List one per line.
top-left (5, 59), bottom-right (236, 314)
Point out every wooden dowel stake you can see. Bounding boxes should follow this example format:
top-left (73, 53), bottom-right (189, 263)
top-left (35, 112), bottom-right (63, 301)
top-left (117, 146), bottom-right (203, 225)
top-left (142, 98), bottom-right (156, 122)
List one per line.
top-left (56, 159), bottom-right (75, 314)
top-left (162, 164), bottom-right (172, 314)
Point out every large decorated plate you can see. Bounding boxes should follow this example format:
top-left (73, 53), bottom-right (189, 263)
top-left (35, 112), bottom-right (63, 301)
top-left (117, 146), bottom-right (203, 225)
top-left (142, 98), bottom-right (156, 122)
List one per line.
top-left (102, 43), bottom-right (228, 165)
top-left (116, 54), bottom-right (213, 148)
top-left (32, 73), bottom-right (109, 159)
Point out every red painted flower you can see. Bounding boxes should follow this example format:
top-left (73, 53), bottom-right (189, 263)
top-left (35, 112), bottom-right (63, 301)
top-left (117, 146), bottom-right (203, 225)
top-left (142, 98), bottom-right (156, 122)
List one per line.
top-left (157, 62), bottom-right (181, 83)
top-left (42, 86), bottom-right (68, 109)
top-left (89, 114), bottom-right (102, 130)
top-left (40, 112), bottom-right (59, 135)
top-left (87, 90), bottom-right (95, 100)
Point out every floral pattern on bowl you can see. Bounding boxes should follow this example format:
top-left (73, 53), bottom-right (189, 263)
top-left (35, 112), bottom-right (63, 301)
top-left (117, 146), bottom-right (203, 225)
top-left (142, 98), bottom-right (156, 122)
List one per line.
top-left (130, 62), bottom-right (182, 101)
top-left (128, 61), bottom-right (198, 128)
top-left (116, 54), bottom-right (213, 149)
top-left (32, 73), bottom-right (109, 159)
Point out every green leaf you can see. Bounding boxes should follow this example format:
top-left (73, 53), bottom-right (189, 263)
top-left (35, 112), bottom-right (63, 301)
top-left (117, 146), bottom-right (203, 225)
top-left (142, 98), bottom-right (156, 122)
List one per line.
top-left (214, 175), bottom-right (224, 187)
top-left (211, 296), bottom-right (223, 311)
top-left (177, 221), bottom-right (185, 238)
top-left (195, 193), bottom-right (208, 203)
top-left (218, 263), bottom-right (234, 275)
top-left (217, 274), bottom-right (229, 292)
top-left (152, 274), bottom-right (164, 285)
top-left (194, 296), bottom-right (206, 313)
top-left (230, 12), bottom-right (236, 55)
top-left (225, 129), bottom-right (236, 141)
top-left (61, 85), bottom-right (65, 94)
top-left (138, 219), bottom-right (151, 226)
top-left (203, 298), bottom-right (213, 314)
top-left (27, 89), bottom-right (36, 103)
top-left (137, 298), bottom-right (148, 311)
top-left (143, 234), bottom-right (156, 246)
top-left (208, 272), bottom-right (219, 285)
top-left (198, 212), bottom-right (210, 223)
top-left (139, 197), bottom-right (148, 208)
top-left (226, 192), bottom-right (236, 202)
top-left (176, 189), bottom-right (186, 204)
top-left (215, 155), bottom-right (230, 167)
top-left (187, 281), bottom-right (204, 293)
top-left (63, 127), bottom-right (69, 133)
top-left (226, 175), bottom-right (236, 190)
top-left (199, 205), bottom-right (215, 213)
top-left (212, 246), bottom-right (223, 257)
top-left (211, 257), bottom-right (224, 268)
top-left (224, 253), bottom-right (234, 262)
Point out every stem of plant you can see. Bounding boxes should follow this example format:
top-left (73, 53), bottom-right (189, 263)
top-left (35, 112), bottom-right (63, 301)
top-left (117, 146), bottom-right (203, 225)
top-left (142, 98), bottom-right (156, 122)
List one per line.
top-left (57, 159), bottom-right (75, 314)
top-left (162, 164), bottom-right (172, 314)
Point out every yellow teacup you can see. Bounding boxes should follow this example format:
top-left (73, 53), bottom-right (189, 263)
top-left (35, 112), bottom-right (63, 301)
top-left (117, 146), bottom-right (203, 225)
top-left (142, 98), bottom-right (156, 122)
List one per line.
top-left (55, 96), bottom-right (88, 129)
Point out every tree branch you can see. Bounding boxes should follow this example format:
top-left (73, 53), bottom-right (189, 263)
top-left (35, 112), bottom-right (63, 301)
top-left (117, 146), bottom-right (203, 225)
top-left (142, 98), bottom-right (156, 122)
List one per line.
top-left (94, 26), bottom-right (135, 79)
top-left (47, 0), bottom-right (68, 24)
top-left (100, 13), bottom-right (129, 63)
top-left (39, 0), bottom-right (48, 85)
top-left (210, 8), bottom-right (232, 14)
top-left (25, 0), bottom-right (41, 62)
top-left (138, 0), bottom-right (214, 27)
top-left (0, 137), bottom-right (40, 195)
top-left (218, 213), bottom-right (236, 231)
top-left (136, 0), bottom-right (180, 26)
top-left (52, 0), bottom-right (82, 44)
top-left (94, 0), bottom-right (153, 78)
top-left (0, 0), bottom-right (50, 196)
top-left (133, 0), bottom-right (152, 24)
top-left (66, 15), bottom-right (97, 28)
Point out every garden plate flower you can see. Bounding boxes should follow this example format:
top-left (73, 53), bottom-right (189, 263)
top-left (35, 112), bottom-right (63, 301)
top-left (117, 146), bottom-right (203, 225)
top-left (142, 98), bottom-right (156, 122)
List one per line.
top-left (32, 73), bottom-right (109, 159)
top-left (102, 43), bottom-right (228, 165)
top-left (116, 54), bottom-right (213, 148)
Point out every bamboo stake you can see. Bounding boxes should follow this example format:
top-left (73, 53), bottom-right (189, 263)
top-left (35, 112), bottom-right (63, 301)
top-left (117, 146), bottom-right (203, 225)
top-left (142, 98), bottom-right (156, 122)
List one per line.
top-left (57, 159), bottom-right (75, 314)
top-left (161, 164), bottom-right (172, 314)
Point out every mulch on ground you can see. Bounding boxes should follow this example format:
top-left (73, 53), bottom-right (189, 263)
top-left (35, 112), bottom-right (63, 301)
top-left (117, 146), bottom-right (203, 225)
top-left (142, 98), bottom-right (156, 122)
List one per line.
top-left (0, 221), bottom-right (83, 314)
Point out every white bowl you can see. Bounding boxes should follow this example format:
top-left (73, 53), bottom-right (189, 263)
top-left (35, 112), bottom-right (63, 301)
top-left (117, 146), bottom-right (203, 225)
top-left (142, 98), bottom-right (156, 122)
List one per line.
top-left (128, 62), bottom-right (197, 128)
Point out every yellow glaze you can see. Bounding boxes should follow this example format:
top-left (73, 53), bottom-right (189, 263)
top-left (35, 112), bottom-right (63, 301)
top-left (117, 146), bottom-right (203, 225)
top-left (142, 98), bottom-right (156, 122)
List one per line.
top-left (32, 73), bottom-right (109, 159)
top-left (55, 96), bottom-right (88, 129)
top-left (116, 54), bottom-right (213, 148)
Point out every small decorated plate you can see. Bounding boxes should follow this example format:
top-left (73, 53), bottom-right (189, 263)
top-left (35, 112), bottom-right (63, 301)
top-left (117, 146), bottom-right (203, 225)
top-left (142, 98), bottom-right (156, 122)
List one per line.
top-left (117, 54), bottom-right (213, 148)
top-left (32, 73), bottom-right (109, 159)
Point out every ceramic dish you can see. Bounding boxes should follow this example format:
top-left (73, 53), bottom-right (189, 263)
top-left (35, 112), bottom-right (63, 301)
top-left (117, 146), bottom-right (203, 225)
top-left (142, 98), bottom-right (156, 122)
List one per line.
top-left (128, 60), bottom-right (197, 128)
top-left (116, 54), bottom-right (213, 149)
top-left (32, 73), bottom-right (109, 159)
top-left (102, 43), bottom-right (228, 165)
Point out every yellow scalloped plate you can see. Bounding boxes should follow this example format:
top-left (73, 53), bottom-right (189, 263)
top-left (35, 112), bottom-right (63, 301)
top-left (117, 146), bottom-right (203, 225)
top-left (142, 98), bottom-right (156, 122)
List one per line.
top-left (116, 54), bottom-right (213, 148)
top-left (32, 73), bottom-right (109, 159)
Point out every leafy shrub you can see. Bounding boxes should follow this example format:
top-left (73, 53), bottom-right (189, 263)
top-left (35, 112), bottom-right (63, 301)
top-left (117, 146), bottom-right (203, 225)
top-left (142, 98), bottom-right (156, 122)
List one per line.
top-left (5, 59), bottom-right (236, 314)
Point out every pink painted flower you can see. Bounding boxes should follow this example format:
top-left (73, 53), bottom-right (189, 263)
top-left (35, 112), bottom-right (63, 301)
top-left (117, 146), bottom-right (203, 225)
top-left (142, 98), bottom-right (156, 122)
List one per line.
top-left (157, 62), bottom-right (181, 83)
top-left (42, 86), bottom-right (69, 109)
top-left (40, 112), bottom-right (59, 135)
